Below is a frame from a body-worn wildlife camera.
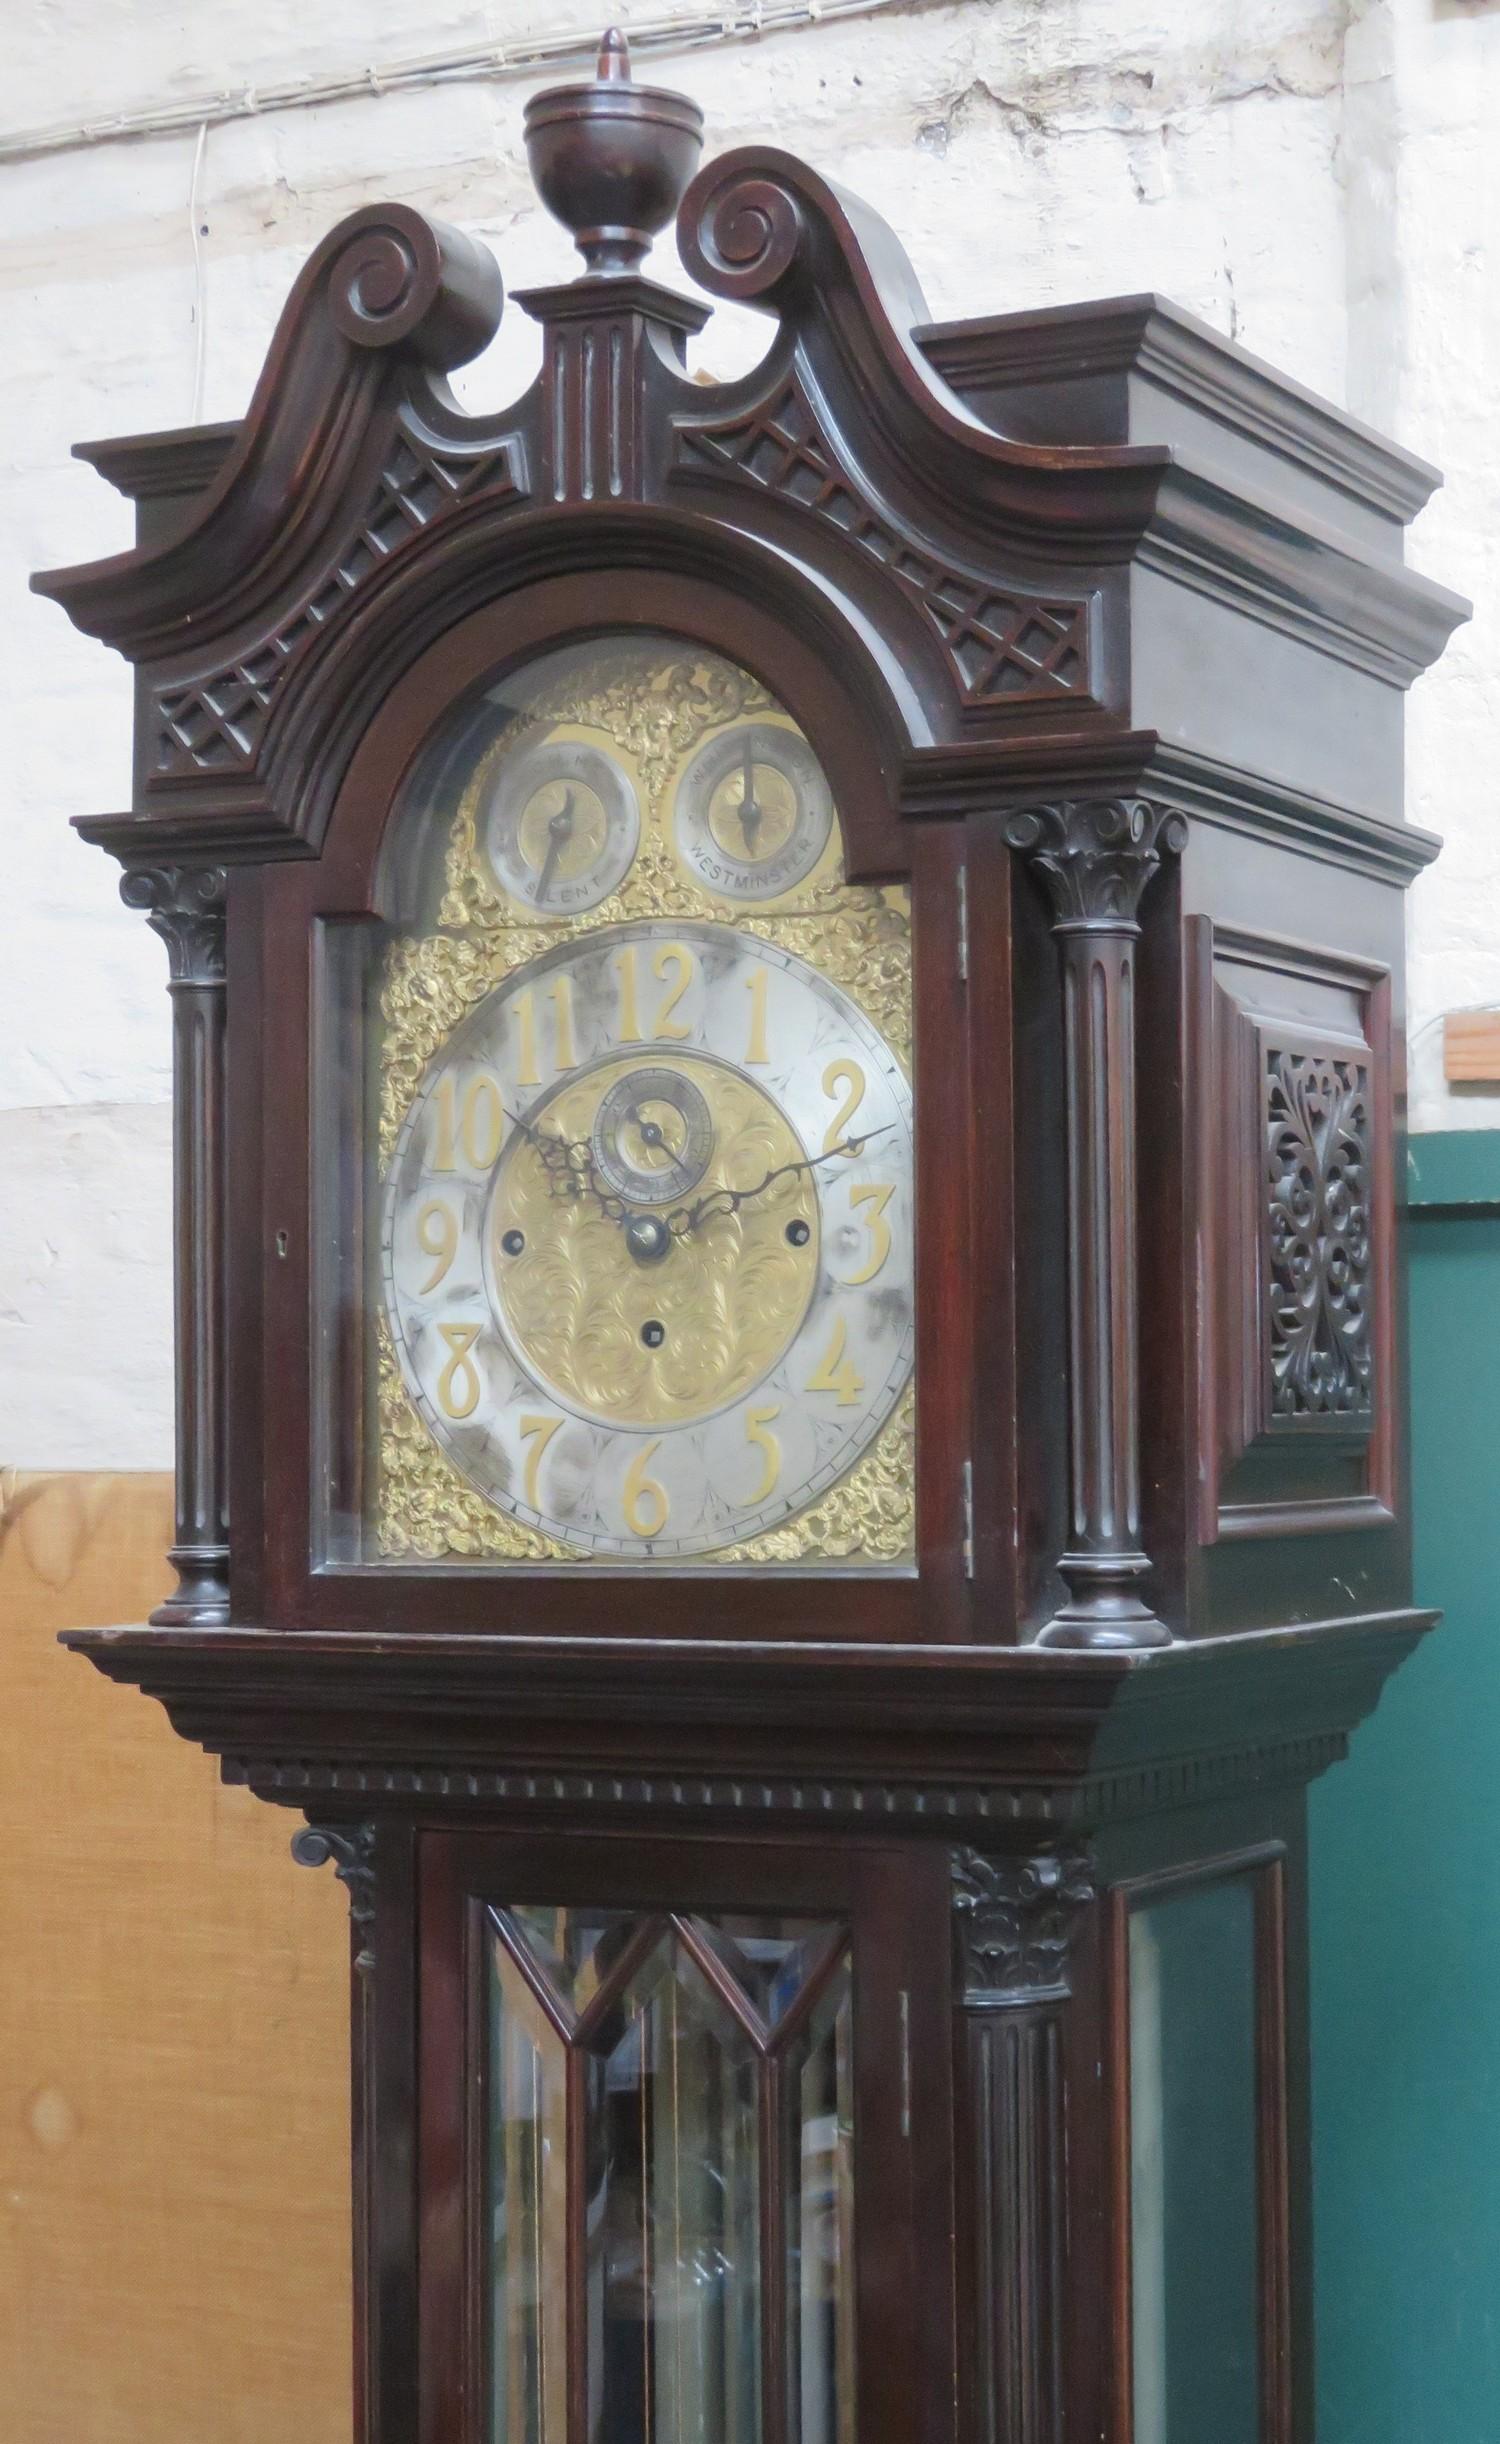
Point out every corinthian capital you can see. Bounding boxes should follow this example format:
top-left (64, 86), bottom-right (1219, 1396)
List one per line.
top-left (1005, 798), bottom-right (1188, 932)
top-left (120, 863), bottom-right (228, 985)
top-left (953, 1848), bottom-right (1096, 2006)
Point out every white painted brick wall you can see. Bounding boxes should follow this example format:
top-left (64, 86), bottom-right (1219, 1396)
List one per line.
top-left (3, 0), bottom-right (1493, 1464)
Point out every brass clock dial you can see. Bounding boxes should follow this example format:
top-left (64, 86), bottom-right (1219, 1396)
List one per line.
top-left (381, 920), bottom-right (913, 1559)
top-left (482, 735), bottom-right (640, 913)
top-left (673, 720), bottom-right (834, 902)
top-left (370, 632), bottom-right (915, 1571)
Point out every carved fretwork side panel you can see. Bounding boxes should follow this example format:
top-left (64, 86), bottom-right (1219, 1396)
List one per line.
top-left (1265, 1045), bottom-right (1373, 1426)
top-left (1195, 923), bottom-right (1394, 1542)
top-left (953, 1850), bottom-right (1095, 2444)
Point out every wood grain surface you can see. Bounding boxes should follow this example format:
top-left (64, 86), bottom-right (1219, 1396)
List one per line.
top-left (0, 1472), bottom-right (348, 2444)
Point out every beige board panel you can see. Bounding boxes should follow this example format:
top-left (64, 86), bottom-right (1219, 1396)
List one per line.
top-left (0, 1473), bottom-right (349, 2444)
top-left (1443, 1008), bottom-right (1500, 1081)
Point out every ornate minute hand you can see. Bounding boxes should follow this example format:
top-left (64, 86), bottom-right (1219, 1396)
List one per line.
top-left (664, 1124), bottom-right (894, 1239)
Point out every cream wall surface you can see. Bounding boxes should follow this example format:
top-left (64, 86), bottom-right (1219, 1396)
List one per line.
top-left (7, 0), bottom-right (1496, 1465)
top-left (5, 0), bottom-right (1498, 1468)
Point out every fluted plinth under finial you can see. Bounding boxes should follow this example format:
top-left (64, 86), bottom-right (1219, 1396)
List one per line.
top-left (524, 28), bottom-right (705, 277)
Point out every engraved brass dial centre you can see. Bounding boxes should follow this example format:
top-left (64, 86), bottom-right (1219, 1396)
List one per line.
top-left (488, 1053), bottom-right (820, 1429)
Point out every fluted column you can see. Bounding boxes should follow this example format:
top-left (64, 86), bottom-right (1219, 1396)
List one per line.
top-left (1006, 799), bottom-right (1186, 1649)
top-left (953, 1848), bottom-right (1096, 2444)
top-left (121, 863), bottom-right (230, 1625)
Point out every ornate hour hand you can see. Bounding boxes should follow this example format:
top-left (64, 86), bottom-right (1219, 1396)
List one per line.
top-left (664, 1124), bottom-right (893, 1238)
top-left (533, 787), bottom-right (575, 906)
top-left (504, 1102), bottom-right (629, 1225)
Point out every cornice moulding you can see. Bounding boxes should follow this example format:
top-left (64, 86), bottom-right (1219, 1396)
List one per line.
top-left (1140, 458), bottom-right (1468, 689)
top-left (75, 423), bottom-right (240, 505)
top-left (898, 734), bottom-right (1441, 887)
top-left (917, 292), bottom-right (1443, 529)
top-left (61, 1611), bottom-right (1433, 1834)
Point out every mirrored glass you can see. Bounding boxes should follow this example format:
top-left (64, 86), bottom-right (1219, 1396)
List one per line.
top-left (504, 1904), bottom-right (647, 2018)
top-left (783, 1955), bottom-right (856, 2444)
top-left (687, 1914), bottom-right (839, 2028)
top-left (488, 1932), bottom-right (569, 2444)
top-left (588, 1941), bottom-right (762, 2444)
top-left (1129, 1877), bottom-right (1260, 2444)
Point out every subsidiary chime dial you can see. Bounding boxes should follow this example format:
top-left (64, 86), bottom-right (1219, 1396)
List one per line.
top-left (673, 720), bottom-right (835, 901)
top-left (381, 920), bottom-right (914, 1559)
top-left (482, 735), bottom-right (640, 913)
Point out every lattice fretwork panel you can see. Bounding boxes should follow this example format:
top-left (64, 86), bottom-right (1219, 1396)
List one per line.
top-left (679, 381), bottom-right (1090, 708)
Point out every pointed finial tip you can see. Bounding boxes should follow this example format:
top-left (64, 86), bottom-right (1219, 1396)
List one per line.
top-left (525, 23), bottom-right (701, 274)
top-left (597, 26), bottom-right (632, 82)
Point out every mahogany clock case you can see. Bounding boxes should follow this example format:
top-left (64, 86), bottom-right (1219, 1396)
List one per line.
top-left (31, 36), bottom-right (1466, 2444)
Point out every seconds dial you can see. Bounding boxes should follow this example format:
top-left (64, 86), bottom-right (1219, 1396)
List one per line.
top-left (591, 1066), bottom-right (715, 1206)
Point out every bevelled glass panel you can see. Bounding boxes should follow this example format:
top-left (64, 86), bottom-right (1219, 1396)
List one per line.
top-left (489, 1933), bottom-right (569, 2444)
top-left (504, 1903), bottom-right (647, 2018)
top-left (687, 1914), bottom-right (838, 2028)
top-left (1129, 1877), bottom-right (1260, 2444)
top-left (486, 1905), bottom-right (859, 2444)
top-left (783, 1955), bottom-right (856, 2444)
top-left (589, 1942), bottom-right (762, 2444)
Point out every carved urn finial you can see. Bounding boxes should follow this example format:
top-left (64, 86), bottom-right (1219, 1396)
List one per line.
top-left (524, 28), bottom-right (706, 277)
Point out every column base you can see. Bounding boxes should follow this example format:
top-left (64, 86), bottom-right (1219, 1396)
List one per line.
top-left (1037, 1552), bottom-right (1172, 1650)
top-left (149, 1544), bottom-right (232, 1628)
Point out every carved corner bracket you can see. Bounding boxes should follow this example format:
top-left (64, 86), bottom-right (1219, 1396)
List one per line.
top-left (953, 1846), bottom-right (1097, 2007)
top-left (292, 1822), bottom-right (377, 1973)
top-left (1006, 800), bottom-right (1188, 1650)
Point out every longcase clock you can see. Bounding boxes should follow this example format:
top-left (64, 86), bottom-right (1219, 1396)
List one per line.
top-left (34, 32), bottom-right (1467, 2444)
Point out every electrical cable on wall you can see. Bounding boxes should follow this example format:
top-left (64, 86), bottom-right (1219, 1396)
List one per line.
top-left (1, 0), bottom-right (901, 167)
top-left (187, 121), bottom-right (209, 426)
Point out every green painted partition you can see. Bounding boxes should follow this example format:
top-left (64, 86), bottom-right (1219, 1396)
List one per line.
top-left (1312, 1130), bottom-right (1500, 2442)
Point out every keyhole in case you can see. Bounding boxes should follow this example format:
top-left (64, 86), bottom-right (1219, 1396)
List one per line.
top-left (275, 1230), bottom-right (289, 1259)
